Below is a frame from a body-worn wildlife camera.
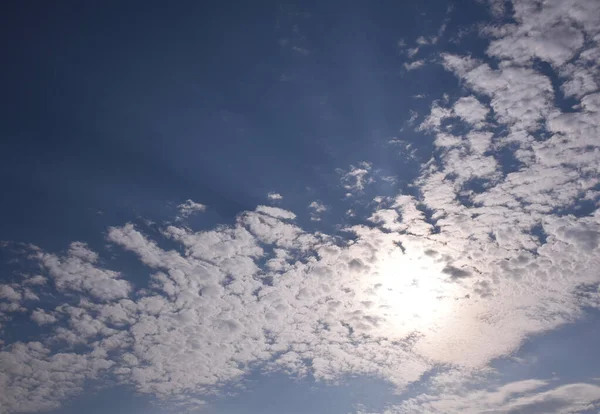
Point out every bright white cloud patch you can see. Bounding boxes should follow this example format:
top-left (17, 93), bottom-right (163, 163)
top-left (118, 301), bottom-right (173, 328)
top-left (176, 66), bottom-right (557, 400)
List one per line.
top-left (452, 96), bottom-right (489, 126)
top-left (267, 192), bottom-right (283, 201)
top-left (2, 0), bottom-right (600, 413)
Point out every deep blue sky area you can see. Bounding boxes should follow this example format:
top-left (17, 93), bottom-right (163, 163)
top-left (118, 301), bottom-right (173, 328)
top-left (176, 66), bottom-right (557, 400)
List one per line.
top-left (1, 0), bottom-right (470, 248)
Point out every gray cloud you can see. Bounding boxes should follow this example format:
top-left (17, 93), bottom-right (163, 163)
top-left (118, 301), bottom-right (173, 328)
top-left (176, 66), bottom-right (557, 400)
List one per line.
top-left (442, 265), bottom-right (471, 280)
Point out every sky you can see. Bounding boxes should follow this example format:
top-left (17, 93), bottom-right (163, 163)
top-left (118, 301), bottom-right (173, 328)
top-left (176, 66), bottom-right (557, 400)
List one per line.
top-left (1, 0), bottom-right (600, 413)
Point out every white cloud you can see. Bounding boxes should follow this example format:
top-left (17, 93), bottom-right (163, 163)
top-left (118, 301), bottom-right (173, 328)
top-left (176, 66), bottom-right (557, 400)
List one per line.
top-left (31, 309), bottom-right (57, 325)
top-left (308, 201), bottom-right (328, 221)
top-left (484, 0), bottom-right (595, 68)
top-left (364, 377), bottom-right (600, 414)
top-left (407, 0), bottom-right (600, 371)
top-left (35, 242), bottom-right (132, 302)
top-left (418, 101), bottom-right (453, 132)
top-left (453, 96), bottom-right (489, 126)
top-left (177, 199), bottom-right (207, 219)
top-left (441, 58), bottom-right (554, 132)
top-left (0, 342), bottom-right (114, 413)
top-left (267, 192), bottom-right (283, 201)
top-left (404, 60), bottom-right (426, 71)
top-left (338, 162), bottom-right (374, 195)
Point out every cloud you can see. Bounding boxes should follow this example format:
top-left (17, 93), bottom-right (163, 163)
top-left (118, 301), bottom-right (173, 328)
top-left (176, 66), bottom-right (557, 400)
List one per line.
top-left (0, 342), bottom-right (114, 413)
top-left (177, 199), bottom-right (207, 219)
top-left (407, 47), bottom-right (420, 58)
top-left (31, 309), bottom-right (57, 325)
top-left (360, 377), bottom-right (600, 413)
top-left (453, 96), bottom-right (489, 126)
top-left (35, 242), bottom-right (132, 302)
top-left (0, 285), bottom-right (21, 302)
top-left (308, 201), bottom-right (328, 221)
top-left (403, 0), bottom-right (600, 370)
top-left (484, 0), bottom-right (595, 68)
top-left (404, 60), bottom-right (426, 71)
top-left (1, 208), bottom-right (438, 412)
top-left (338, 162), bottom-right (374, 196)
top-left (267, 192), bottom-right (283, 201)
top-left (441, 57), bottom-right (554, 132)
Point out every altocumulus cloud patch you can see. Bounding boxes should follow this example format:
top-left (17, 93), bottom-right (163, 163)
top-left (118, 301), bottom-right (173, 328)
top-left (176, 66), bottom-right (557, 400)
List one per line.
top-left (1, 0), bottom-right (600, 413)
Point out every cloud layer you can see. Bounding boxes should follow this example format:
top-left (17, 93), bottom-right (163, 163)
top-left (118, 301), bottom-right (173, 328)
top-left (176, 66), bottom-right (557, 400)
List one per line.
top-left (1, 0), bottom-right (600, 413)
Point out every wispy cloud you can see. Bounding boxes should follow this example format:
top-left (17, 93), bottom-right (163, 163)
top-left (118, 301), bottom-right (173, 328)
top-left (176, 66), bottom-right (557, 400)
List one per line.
top-left (404, 60), bottom-right (426, 71)
top-left (357, 377), bottom-right (600, 413)
top-left (337, 162), bottom-right (374, 196)
top-left (308, 200), bottom-right (328, 221)
top-left (177, 199), bottom-right (207, 219)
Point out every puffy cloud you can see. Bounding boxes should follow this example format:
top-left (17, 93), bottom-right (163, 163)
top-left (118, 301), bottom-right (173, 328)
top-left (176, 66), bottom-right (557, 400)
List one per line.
top-left (0, 342), bottom-right (113, 413)
top-left (485, 0), bottom-right (598, 68)
top-left (441, 57), bottom-right (554, 132)
top-left (30, 309), bottom-right (57, 326)
top-left (407, 0), bottom-right (600, 371)
top-left (0, 285), bottom-right (21, 302)
top-left (1, 211), bottom-right (437, 411)
top-left (267, 192), bottom-right (283, 201)
top-left (453, 96), bottom-right (489, 126)
top-left (419, 95), bottom-right (490, 133)
top-left (35, 242), bottom-right (132, 302)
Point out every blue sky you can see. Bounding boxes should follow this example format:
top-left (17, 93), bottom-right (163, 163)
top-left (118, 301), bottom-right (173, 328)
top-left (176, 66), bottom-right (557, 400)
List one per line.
top-left (2, 0), bottom-right (600, 413)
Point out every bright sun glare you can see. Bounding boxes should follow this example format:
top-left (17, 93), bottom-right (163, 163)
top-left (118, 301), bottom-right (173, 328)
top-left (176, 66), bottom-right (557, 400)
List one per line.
top-left (371, 250), bottom-right (457, 334)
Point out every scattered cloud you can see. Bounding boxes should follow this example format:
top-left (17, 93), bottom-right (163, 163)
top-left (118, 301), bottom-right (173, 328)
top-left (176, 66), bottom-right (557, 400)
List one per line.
top-left (308, 201), bottom-right (328, 221)
top-left (338, 162), bottom-right (374, 196)
top-left (404, 60), bottom-right (426, 71)
top-left (453, 96), bottom-right (489, 126)
top-left (177, 200), bottom-right (207, 219)
top-left (31, 309), bottom-right (57, 325)
top-left (36, 242), bottom-right (132, 302)
top-left (267, 192), bottom-right (283, 201)
top-left (2, 0), bottom-right (600, 413)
